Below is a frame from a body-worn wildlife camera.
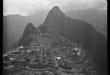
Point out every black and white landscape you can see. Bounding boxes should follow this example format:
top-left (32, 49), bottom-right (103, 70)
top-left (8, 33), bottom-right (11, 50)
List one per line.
top-left (3, 0), bottom-right (107, 75)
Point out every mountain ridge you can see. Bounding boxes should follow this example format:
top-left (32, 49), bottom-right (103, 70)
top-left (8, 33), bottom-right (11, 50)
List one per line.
top-left (66, 8), bottom-right (107, 38)
top-left (4, 6), bottom-right (107, 75)
top-left (22, 23), bottom-right (37, 38)
top-left (3, 7), bottom-right (107, 50)
top-left (38, 6), bottom-right (107, 75)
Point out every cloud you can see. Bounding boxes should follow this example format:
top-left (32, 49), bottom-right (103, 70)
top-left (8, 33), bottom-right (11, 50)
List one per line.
top-left (3, 0), bottom-right (107, 16)
top-left (56, 0), bottom-right (107, 11)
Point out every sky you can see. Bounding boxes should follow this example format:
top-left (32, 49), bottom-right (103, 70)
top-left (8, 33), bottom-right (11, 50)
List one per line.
top-left (3, 0), bottom-right (107, 16)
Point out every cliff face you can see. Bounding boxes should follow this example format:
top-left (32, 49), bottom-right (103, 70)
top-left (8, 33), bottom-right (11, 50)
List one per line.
top-left (39, 6), bottom-right (107, 75)
top-left (11, 23), bottom-right (41, 48)
top-left (22, 23), bottom-right (37, 38)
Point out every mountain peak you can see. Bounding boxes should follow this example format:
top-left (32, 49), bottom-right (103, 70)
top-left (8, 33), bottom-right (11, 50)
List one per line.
top-left (26, 23), bottom-right (35, 29)
top-left (23, 23), bottom-right (37, 38)
top-left (50, 6), bottom-right (61, 12)
top-left (43, 6), bottom-right (65, 24)
top-left (47, 6), bottom-right (64, 17)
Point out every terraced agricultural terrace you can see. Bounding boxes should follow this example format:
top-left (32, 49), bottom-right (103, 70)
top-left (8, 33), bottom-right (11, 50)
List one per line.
top-left (3, 32), bottom-right (97, 75)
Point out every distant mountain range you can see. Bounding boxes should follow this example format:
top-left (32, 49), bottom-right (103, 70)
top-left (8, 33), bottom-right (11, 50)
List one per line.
top-left (3, 6), bottom-right (107, 75)
top-left (3, 11), bottom-right (47, 49)
top-left (3, 15), bottom-right (28, 49)
top-left (3, 7), bottom-right (107, 50)
top-left (66, 8), bottom-right (107, 38)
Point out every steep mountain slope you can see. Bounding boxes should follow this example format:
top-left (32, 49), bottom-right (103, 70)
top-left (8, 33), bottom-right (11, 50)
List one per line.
top-left (3, 12), bottom-right (46, 49)
top-left (22, 23), bottom-right (38, 38)
top-left (66, 9), bottom-right (107, 38)
top-left (11, 23), bottom-right (41, 48)
top-left (4, 6), bottom-right (107, 75)
top-left (39, 6), bottom-right (107, 75)
top-left (3, 8), bottom-right (107, 50)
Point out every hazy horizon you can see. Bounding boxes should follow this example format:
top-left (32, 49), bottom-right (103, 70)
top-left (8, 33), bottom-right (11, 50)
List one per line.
top-left (3, 0), bottom-right (107, 16)
top-left (3, 0), bottom-right (107, 50)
